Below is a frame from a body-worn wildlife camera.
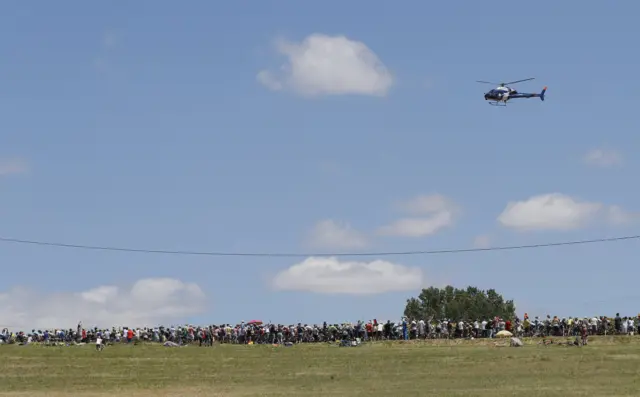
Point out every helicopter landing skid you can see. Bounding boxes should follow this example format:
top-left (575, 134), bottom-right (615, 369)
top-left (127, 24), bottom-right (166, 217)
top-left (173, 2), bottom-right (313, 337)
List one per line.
top-left (488, 101), bottom-right (507, 107)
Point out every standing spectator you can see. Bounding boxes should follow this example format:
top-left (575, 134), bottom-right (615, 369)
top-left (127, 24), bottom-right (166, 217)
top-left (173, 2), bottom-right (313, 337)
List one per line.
top-left (615, 313), bottom-right (622, 334)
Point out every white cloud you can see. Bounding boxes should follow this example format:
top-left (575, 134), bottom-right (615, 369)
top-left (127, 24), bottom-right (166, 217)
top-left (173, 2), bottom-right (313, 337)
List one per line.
top-left (378, 214), bottom-right (453, 237)
top-left (272, 257), bottom-right (422, 294)
top-left (473, 234), bottom-right (492, 249)
top-left (256, 70), bottom-right (283, 91)
top-left (257, 33), bottom-right (393, 97)
top-left (395, 194), bottom-right (455, 215)
top-left (584, 148), bottom-right (623, 167)
top-left (498, 193), bottom-right (604, 231)
top-left (499, 194), bottom-right (640, 231)
top-left (0, 278), bottom-right (206, 330)
top-left (607, 205), bottom-right (640, 225)
top-left (378, 194), bottom-right (459, 237)
top-left (307, 219), bottom-right (368, 250)
top-left (0, 158), bottom-right (28, 176)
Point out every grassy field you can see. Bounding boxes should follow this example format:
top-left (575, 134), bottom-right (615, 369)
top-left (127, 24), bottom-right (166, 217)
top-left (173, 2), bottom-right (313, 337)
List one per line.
top-left (1, 337), bottom-right (639, 396)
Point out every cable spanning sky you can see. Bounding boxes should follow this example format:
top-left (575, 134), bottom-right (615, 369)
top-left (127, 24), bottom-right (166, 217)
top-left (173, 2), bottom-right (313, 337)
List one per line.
top-left (0, 235), bottom-right (638, 257)
top-left (1, 0), bottom-right (639, 329)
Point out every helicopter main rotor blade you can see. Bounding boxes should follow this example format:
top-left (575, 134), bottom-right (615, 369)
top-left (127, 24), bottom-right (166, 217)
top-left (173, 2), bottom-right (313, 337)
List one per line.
top-left (504, 78), bottom-right (535, 85)
top-left (476, 80), bottom-right (500, 85)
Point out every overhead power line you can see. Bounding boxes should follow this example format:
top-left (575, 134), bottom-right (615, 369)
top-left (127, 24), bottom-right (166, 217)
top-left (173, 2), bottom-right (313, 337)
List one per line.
top-left (0, 234), bottom-right (638, 258)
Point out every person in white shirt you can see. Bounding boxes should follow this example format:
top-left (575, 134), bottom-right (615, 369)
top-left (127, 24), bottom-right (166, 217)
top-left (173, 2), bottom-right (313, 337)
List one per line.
top-left (96, 336), bottom-right (104, 351)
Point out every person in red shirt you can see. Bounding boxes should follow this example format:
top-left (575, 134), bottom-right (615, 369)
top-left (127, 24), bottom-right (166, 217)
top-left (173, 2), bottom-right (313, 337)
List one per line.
top-left (127, 328), bottom-right (134, 343)
top-left (505, 320), bottom-right (512, 332)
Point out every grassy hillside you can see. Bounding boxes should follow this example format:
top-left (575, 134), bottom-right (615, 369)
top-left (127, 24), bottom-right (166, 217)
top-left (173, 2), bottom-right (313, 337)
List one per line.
top-left (1, 337), bottom-right (638, 396)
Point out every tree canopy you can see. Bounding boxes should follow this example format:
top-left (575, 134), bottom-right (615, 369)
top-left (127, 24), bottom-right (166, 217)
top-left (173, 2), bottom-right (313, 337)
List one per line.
top-left (403, 285), bottom-right (516, 321)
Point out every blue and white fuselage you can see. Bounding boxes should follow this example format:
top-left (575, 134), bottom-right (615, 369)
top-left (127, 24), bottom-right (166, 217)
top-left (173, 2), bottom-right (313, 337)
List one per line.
top-left (484, 85), bottom-right (547, 105)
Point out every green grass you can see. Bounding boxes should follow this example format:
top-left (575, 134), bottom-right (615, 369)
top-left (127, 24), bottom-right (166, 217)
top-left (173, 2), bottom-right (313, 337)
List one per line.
top-left (1, 337), bottom-right (640, 396)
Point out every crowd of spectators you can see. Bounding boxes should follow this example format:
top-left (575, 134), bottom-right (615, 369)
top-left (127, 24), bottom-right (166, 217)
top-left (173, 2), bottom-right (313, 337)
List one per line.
top-left (1, 313), bottom-right (638, 346)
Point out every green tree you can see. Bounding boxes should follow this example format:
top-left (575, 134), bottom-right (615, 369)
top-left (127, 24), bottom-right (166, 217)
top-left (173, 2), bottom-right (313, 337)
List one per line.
top-left (403, 285), bottom-right (516, 321)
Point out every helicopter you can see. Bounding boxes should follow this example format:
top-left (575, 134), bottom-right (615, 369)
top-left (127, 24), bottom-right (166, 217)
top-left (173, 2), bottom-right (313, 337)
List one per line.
top-left (476, 78), bottom-right (547, 106)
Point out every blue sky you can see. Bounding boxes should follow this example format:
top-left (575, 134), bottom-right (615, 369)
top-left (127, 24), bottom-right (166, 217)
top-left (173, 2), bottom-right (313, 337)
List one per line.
top-left (1, 0), bottom-right (639, 329)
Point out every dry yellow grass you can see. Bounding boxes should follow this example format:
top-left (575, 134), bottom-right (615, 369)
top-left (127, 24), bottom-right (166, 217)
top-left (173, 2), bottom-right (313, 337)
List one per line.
top-left (1, 336), bottom-right (639, 396)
